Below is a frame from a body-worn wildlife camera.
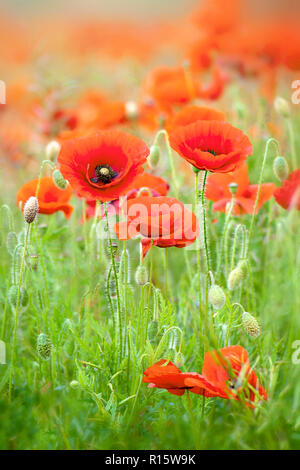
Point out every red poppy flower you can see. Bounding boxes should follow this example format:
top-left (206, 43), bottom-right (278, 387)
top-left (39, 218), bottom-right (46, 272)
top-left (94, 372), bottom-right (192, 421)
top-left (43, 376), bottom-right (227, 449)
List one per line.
top-left (205, 163), bottom-right (276, 214)
top-left (83, 173), bottom-right (169, 221)
top-left (17, 177), bottom-right (73, 218)
top-left (166, 105), bottom-right (225, 133)
top-left (114, 196), bottom-right (199, 258)
top-left (142, 359), bottom-right (218, 396)
top-left (57, 130), bottom-right (149, 202)
top-left (274, 169), bottom-right (300, 210)
top-left (197, 68), bottom-right (226, 101)
top-left (185, 346), bottom-right (267, 406)
top-left (169, 120), bottom-right (252, 173)
top-left (144, 66), bottom-right (198, 112)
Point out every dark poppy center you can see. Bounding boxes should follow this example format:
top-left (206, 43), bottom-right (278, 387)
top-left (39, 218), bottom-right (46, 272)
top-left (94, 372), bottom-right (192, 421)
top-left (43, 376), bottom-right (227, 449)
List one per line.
top-left (205, 149), bottom-right (217, 156)
top-left (91, 164), bottom-right (117, 184)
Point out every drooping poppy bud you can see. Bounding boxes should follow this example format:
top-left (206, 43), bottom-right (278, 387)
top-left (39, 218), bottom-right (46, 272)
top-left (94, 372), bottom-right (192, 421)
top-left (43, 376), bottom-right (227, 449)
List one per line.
top-left (52, 169), bottom-right (68, 190)
top-left (273, 156), bottom-right (289, 182)
top-left (148, 145), bottom-right (160, 169)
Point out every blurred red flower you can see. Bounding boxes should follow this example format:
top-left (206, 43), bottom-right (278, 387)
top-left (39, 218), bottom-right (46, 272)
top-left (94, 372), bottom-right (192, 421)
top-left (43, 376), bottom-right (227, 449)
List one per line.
top-left (205, 163), bottom-right (276, 214)
top-left (17, 177), bottom-right (73, 218)
top-left (58, 130), bottom-right (149, 202)
top-left (114, 196), bottom-right (199, 258)
top-left (274, 169), bottom-right (300, 210)
top-left (170, 120), bottom-right (252, 173)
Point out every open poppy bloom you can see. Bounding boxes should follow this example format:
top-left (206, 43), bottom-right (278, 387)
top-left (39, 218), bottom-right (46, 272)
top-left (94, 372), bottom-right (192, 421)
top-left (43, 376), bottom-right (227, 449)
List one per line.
top-left (186, 346), bottom-right (267, 407)
top-left (17, 177), bottom-right (73, 218)
top-left (205, 163), bottom-right (276, 214)
top-left (142, 359), bottom-right (218, 396)
top-left (165, 105), bottom-right (226, 133)
top-left (274, 169), bottom-right (300, 210)
top-left (84, 173), bottom-right (169, 221)
top-left (170, 120), bottom-right (252, 173)
top-left (58, 130), bottom-right (149, 202)
top-left (114, 196), bottom-right (199, 258)
top-left (144, 346), bottom-right (267, 407)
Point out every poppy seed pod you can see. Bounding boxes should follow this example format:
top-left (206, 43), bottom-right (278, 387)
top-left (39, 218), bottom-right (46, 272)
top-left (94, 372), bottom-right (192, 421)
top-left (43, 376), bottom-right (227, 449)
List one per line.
top-left (242, 312), bottom-right (261, 338)
top-left (228, 182), bottom-right (238, 195)
top-left (37, 333), bottom-right (52, 360)
top-left (46, 140), bottom-right (61, 162)
top-left (208, 284), bottom-right (225, 310)
top-left (148, 145), bottom-right (160, 169)
top-left (52, 169), bottom-right (68, 190)
top-left (135, 265), bottom-right (148, 285)
top-left (23, 196), bottom-right (39, 224)
top-left (274, 97), bottom-right (290, 118)
top-left (273, 156), bottom-right (289, 182)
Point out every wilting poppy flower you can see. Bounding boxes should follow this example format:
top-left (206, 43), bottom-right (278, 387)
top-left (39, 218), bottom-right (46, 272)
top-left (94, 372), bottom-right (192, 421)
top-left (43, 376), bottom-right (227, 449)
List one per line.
top-left (205, 163), bottom-right (276, 214)
top-left (58, 130), bottom-right (149, 202)
top-left (274, 169), bottom-right (300, 210)
top-left (114, 196), bottom-right (199, 258)
top-left (83, 173), bottom-right (169, 221)
top-left (186, 346), bottom-right (267, 406)
top-left (17, 177), bottom-right (73, 218)
top-left (142, 359), bottom-right (218, 396)
top-left (170, 120), bottom-right (252, 173)
top-left (166, 105), bottom-right (225, 133)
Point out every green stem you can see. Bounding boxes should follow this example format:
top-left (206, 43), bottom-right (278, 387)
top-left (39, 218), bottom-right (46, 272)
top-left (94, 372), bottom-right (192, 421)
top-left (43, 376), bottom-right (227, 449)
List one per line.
top-left (287, 119), bottom-right (297, 171)
top-left (8, 223), bottom-right (31, 401)
top-left (201, 171), bottom-right (211, 272)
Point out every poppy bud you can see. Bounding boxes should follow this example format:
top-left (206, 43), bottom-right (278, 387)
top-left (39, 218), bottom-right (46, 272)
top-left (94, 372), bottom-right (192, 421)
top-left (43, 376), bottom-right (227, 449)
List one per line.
top-left (46, 140), bottom-right (61, 162)
top-left (70, 380), bottom-right (80, 389)
top-left (8, 285), bottom-right (29, 309)
top-left (125, 100), bottom-right (139, 120)
top-left (148, 145), bottom-right (160, 169)
top-left (273, 156), bottom-right (289, 182)
top-left (6, 232), bottom-right (18, 256)
top-left (242, 312), bottom-right (261, 338)
top-left (104, 240), bottom-right (120, 260)
top-left (52, 169), bottom-right (68, 190)
top-left (227, 263), bottom-right (246, 291)
top-left (208, 284), bottom-right (225, 310)
top-left (37, 333), bottom-right (52, 360)
top-left (148, 320), bottom-right (159, 343)
top-left (274, 97), bottom-right (290, 118)
top-left (135, 265), bottom-right (148, 285)
top-left (174, 351), bottom-right (184, 368)
top-left (165, 348), bottom-right (175, 362)
top-left (23, 196), bottom-right (39, 224)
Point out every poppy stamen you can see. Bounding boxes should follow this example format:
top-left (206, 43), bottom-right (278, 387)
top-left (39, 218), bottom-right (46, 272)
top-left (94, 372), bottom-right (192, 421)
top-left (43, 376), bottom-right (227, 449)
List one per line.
top-left (92, 164), bottom-right (117, 184)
